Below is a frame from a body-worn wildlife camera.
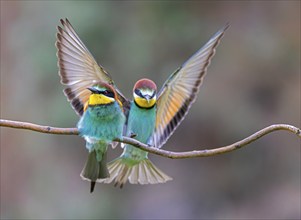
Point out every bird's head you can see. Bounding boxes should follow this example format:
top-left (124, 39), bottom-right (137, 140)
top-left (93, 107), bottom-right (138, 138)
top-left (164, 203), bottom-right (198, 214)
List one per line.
top-left (87, 81), bottom-right (117, 106)
top-left (133, 78), bottom-right (157, 108)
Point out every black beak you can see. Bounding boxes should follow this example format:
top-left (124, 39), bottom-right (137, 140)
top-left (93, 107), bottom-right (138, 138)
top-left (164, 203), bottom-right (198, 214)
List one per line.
top-left (87, 87), bottom-right (99, 94)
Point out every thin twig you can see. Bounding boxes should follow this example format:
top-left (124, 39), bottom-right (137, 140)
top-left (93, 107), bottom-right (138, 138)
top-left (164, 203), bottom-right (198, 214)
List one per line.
top-left (1, 119), bottom-right (300, 159)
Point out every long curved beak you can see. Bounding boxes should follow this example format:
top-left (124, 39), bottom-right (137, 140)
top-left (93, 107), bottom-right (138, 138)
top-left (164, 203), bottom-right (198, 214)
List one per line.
top-left (87, 87), bottom-right (98, 94)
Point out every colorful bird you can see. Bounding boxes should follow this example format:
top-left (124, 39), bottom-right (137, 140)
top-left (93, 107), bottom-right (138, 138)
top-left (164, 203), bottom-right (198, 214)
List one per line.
top-left (99, 26), bottom-right (228, 187)
top-left (99, 24), bottom-right (229, 187)
top-left (56, 19), bottom-right (128, 192)
top-left (77, 82), bottom-right (125, 192)
top-left (99, 79), bottom-right (172, 187)
top-left (56, 18), bottom-right (228, 188)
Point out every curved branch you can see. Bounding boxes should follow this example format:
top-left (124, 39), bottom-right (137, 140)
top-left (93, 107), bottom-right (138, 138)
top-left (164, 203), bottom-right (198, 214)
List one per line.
top-left (1, 119), bottom-right (300, 159)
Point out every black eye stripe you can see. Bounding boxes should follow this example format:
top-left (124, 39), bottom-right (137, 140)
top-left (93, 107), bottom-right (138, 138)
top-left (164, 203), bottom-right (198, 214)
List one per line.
top-left (97, 90), bottom-right (114, 98)
top-left (134, 89), bottom-right (143, 98)
top-left (104, 91), bottom-right (114, 98)
top-left (149, 92), bottom-right (156, 99)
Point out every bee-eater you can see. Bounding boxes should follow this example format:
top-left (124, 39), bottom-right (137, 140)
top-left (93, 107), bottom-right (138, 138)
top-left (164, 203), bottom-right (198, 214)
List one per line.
top-left (100, 25), bottom-right (229, 187)
top-left (77, 82), bottom-right (125, 192)
top-left (99, 79), bottom-right (172, 187)
top-left (56, 19), bottom-right (128, 192)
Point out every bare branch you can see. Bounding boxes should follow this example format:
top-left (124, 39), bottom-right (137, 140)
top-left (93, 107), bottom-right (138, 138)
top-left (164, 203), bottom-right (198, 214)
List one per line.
top-left (1, 119), bottom-right (300, 159)
top-left (0, 119), bottom-right (78, 135)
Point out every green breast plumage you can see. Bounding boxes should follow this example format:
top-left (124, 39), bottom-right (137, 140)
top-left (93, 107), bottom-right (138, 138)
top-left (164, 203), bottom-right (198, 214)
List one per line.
top-left (77, 102), bottom-right (125, 145)
top-left (126, 102), bottom-right (156, 142)
top-left (121, 102), bottom-right (156, 162)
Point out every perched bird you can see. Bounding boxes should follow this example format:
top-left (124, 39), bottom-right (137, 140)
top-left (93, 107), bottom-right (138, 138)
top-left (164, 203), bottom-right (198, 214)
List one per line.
top-left (56, 18), bottom-right (228, 188)
top-left (99, 79), bottom-right (172, 187)
top-left (100, 25), bottom-right (229, 187)
top-left (76, 82), bottom-right (125, 192)
top-left (56, 19), bottom-right (128, 192)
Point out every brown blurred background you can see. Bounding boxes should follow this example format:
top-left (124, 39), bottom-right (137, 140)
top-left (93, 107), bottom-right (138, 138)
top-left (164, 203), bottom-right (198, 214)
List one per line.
top-left (1, 1), bottom-right (300, 219)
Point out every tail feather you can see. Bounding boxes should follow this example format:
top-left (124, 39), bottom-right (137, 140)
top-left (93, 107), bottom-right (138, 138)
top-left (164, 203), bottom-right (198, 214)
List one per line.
top-left (146, 159), bottom-right (172, 183)
top-left (80, 150), bottom-right (109, 193)
top-left (128, 164), bottom-right (139, 184)
top-left (98, 158), bottom-right (172, 187)
top-left (138, 162), bottom-right (148, 184)
top-left (97, 151), bottom-right (109, 178)
top-left (114, 165), bottom-right (131, 188)
top-left (143, 160), bottom-right (158, 184)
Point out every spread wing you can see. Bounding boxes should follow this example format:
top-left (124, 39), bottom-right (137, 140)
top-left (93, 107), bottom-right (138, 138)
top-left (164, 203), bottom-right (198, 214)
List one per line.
top-left (153, 24), bottom-right (229, 148)
top-left (56, 18), bottom-right (129, 116)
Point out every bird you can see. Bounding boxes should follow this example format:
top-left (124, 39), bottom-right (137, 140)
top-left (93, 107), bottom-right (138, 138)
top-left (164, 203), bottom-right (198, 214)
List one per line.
top-left (99, 24), bottom-right (229, 187)
top-left (77, 82), bottom-right (125, 193)
top-left (99, 79), bottom-right (172, 187)
top-left (56, 19), bottom-right (128, 193)
top-left (56, 18), bottom-right (228, 188)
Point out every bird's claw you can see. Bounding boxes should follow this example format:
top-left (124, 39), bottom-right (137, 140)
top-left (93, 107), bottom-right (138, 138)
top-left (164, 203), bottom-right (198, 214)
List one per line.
top-left (130, 132), bottom-right (137, 138)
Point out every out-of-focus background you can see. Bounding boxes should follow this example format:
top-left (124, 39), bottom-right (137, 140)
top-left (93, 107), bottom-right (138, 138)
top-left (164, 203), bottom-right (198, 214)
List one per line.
top-left (1, 1), bottom-right (300, 219)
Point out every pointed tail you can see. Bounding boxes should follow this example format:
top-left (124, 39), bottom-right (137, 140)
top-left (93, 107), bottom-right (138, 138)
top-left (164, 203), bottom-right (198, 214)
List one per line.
top-left (80, 150), bottom-right (109, 192)
top-left (98, 158), bottom-right (172, 188)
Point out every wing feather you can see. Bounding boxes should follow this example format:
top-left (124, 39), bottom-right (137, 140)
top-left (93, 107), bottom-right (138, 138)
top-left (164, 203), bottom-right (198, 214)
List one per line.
top-left (154, 24), bottom-right (229, 148)
top-left (56, 18), bottom-right (129, 116)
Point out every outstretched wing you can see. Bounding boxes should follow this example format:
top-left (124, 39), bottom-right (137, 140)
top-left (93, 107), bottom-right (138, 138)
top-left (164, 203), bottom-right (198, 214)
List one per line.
top-left (153, 24), bottom-right (229, 148)
top-left (56, 18), bottom-right (129, 116)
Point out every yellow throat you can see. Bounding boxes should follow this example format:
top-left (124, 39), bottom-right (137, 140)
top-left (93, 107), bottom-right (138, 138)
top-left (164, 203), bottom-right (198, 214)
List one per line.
top-left (134, 94), bottom-right (156, 108)
top-left (88, 94), bottom-right (115, 106)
